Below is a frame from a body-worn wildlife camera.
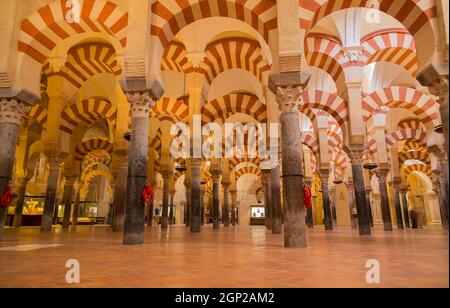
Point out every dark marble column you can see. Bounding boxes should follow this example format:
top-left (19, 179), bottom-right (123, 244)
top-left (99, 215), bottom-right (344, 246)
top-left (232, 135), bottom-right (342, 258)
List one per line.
top-left (399, 188), bottom-right (411, 228)
top-left (72, 187), bottom-right (80, 226)
top-left (230, 189), bottom-right (237, 226)
top-left (319, 170), bottom-right (333, 231)
top-left (271, 165), bottom-right (282, 234)
top-left (169, 189), bottom-right (176, 225)
top-left (349, 150), bottom-right (372, 235)
top-left (112, 155), bottom-right (128, 232)
top-left (184, 182), bottom-right (191, 227)
top-left (62, 177), bottom-right (76, 229)
top-left (161, 172), bottom-right (171, 229)
top-left (347, 181), bottom-right (358, 229)
top-left (222, 182), bottom-right (230, 227)
top-left (262, 169), bottom-right (272, 230)
top-left (439, 158), bottom-right (449, 231)
top-left (200, 188), bottom-right (205, 225)
top-left (123, 92), bottom-right (153, 245)
top-left (393, 182), bottom-right (404, 230)
top-left (365, 188), bottom-right (374, 228)
top-left (330, 186), bottom-right (337, 227)
top-left (211, 171), bottom-right (221, 230)
top-left (0, 98), bottom-right (29, 239)
top-left (12, 178), bottom-right (27, 228)
top-left (190, 159), bottom-right (202, 233)
top-left (374, 169), bottom-right (393, 231)
top-left (41, 158), bottom-right (61, 233)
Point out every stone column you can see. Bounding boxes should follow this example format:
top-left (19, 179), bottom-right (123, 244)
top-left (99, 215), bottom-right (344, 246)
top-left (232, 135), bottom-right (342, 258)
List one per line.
top-left (200, 187), bottom-right (205, 225)
top-left (399, 187), bottom-right (411, 228)
top-left (347, 181), bottom-right (358, 229)
top-left (184, 181), bottom-right (191, 227)
top-left (230, 189), bottom-right (237, 226)
top-left (123, 91), bottom-right (153, 245)
top-left (261, 168), bottom-right (273, 230)
top-left (276, 86), bottom-right (307, 247)
top-left (211, 171), bottom-right (221, 230)
top-left (62, 177), bottom-right (77, 229)
top-left (222, 182), bottom-right (230, 227)
top-left (374, 169), bottom-right (393, 231)
top-left (349, 150), bottom-right (372, 235)
top-left (305, 179), bottom-right (314, 229)
top-left (72, 184), bottom-right (81, 226)
top-left (41, 157), bottom-right (62, 233)
top-left (112, 154), bottom-right (128, 232)
top-left (169, 189), bottom-right (176, 225)
top-left (271, 165), bottom-right (283, 234)
top-left (12, 178), bottom-right (27, 228)
top-left (0, 99), bottom-right (30, 239)
top-left (365, 188), bottom-right (374, 228)
top-left (161, 172), bottom-right (171, 229)
top-left (393, 182), bottom-right (404, 230)
top-left (318, 170), bottom-right (333, 231)
top-left (190, 159), bottom-right (202, 233)
top-left (439, 158), bottom-right (449, 230)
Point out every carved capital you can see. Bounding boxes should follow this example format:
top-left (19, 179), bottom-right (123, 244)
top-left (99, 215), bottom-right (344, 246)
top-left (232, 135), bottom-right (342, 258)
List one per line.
top-left (126, 91), bottom-right (154, 119)
top-left (341, 46), bottom-right (364, 63)
top-left (276, 86), bottom-right (302, 113)
top-left (0, 98), bottom-right (30, 125)
top-left (374, 168), bottom-right (389, 183)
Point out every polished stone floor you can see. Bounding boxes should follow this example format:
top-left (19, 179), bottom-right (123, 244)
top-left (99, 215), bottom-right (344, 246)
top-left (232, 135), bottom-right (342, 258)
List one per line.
top-left (0, 225), bottom-right (448, 288)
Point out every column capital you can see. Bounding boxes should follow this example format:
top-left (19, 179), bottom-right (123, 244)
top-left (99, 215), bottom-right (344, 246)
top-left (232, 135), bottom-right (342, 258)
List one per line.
top-left (126, 91), bottom-right (154, 119)
top-left (341, 46), bottom-right (364, 63)
top-left (275, 86), bottom-right (302, 113)
top-left (211, 172), bottom-right (221, 184)
top-left (374, 168), bottom-right (390, 183)
top-left (347, 148), bottom-right (365, 163)
top-left (318, 169), bottom-right (330, 182)
top-left (0, 98), bottom-right (31, 125)
top-left (64, 177), bottom-right (77, 186)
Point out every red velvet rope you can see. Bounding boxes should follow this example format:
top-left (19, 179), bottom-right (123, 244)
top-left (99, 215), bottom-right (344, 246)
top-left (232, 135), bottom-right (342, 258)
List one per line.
top-left (1, 185), bottom-right (14, 209)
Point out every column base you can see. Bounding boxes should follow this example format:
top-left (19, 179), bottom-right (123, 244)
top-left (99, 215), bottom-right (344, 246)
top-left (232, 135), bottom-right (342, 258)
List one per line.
top-left (123, 233), bottom-right (144, 245)
top-left (359, 224), bottom-right (372, 236)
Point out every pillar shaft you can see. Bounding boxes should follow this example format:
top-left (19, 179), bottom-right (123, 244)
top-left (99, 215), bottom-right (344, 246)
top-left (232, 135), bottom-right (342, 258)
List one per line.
top-left (123, 92), bottom-right (153, 245)
top-left (439, 158), bottom-right (449, 230)
top-left (330, 188), bottom-right (337, 227)
top-left (230, 190), bottom-right (237, 226)
top-left (185, 183), bottom-right (191, 227)
top-left (211, 173), bottom-right (221, 230)
top-left (223, 183), bottom-right (230, 227)
top-left (41, 161), bottom-right (60, 233)
top-left (72, 189), bottom-right (80, 226)
top-left (319, 170), bottom-right (333, 231)
top-left (271, 165), bottom-right (282, 234)
top-left (263, 171), bottom-right (272, 230)
top-left (400, 190), bottom-right (411, 228)
top-left (190, 159), bottom-right (202, 233)
top-left (62, 178), bottom-right (76, 228)
top-left (393, 184), bottom-right (404, 230)
top-left (365, 189), bottom-right (374, 228)
top-left (350, 151), bottom-right (372, 235)
top-left (375, 170), bottom-right (393, 231)
top-left (161, 173), bottom-right (170, 229)
top-left (347, 183), bottom-right (358, 229)
top-left (169, 191), bottom-right (175, 225)
top-left (113, 158), bottom-right (128, 232)
top-left (12, 178), bottom-right (27, 228)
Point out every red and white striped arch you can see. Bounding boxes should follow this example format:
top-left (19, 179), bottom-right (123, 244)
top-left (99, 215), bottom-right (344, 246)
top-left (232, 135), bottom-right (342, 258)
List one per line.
top-left (198, 37), bottom-right (271, 85)
top-left (299, 0), bottom-right (436, 37)
top-left (301, 90), bottom-right (349, 127)
top-left (230, 157), bottom-right (261, 170)
top-left (330, 150), bottom-right (348, 176)
top-left (60, 98), bottom-right (116, 134)
top-left (43, 42), bottom-right (122, 89)
top-left (202, 94), bottom-right (267, 124)
top-left (397, 118), bottom-right (423, 130)
top-left (386, 128), bottom-right (428, 149)
top-left (362, 86), bottom-right (439, 125)
top-left (402, 163), bottom-right (432, 178)
top-left (304, 35), bottom-right (346, 89)
top-left (75, 138), bottom-right (113, 161)
top-left (235, 165), bottom-right (262, 181)
top-left (361, 29), bottom-right (417, 76)
top-left (301, 132), bottom-right (319, 157)
top-left (152, 97), bottom-right (190, 123)
top-left (328, 119), bottom-right (344, 150)
top-left (398, 150), bottom-right (430, 166)
top-left (161, 41), bottom-right (193, 73)
top-left (151, 0), bottom-right (277, 48)
top-left (24, 105), bottom-right (48, 127)
top-left (19, 0), bottom-right (128, 64)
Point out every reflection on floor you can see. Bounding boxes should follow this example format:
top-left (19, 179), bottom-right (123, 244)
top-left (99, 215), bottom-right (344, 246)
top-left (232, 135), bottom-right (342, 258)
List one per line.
top-left (0, 225), bottom-right (448, 288)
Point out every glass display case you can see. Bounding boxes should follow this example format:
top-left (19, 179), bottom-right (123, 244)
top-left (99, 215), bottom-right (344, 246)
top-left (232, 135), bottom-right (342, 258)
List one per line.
top-left (6, 196), bottom-right (45, 226)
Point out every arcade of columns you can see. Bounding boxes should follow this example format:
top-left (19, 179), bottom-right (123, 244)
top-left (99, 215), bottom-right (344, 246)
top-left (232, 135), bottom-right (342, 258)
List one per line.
top-left (0, 0), bottom-right (448, 247)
